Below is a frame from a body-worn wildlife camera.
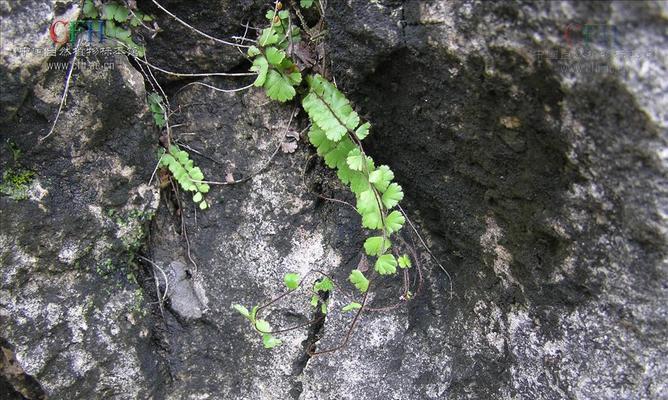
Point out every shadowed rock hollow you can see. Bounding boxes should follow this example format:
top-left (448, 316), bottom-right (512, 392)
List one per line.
top-left (1, 1), bottom-right (666, 399)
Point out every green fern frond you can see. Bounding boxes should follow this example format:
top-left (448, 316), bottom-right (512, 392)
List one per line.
top-left (81, 0), bottom-right (151, 57)
top-left (247, 10), bottom-right (303, 102)
top-left (302, 73), bottom-right (408, 289)
top-left (147, 92), bottom-right (166, 128)
top-left (159, 145), bottom-right (210, 210)
top-left (302, 75), bottom-right (361, 141)
top-left (231, 6), bottom-right (421, 353)
top-left (300, 0), bottom-right (314, 9)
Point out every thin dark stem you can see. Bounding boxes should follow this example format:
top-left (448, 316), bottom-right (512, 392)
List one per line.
top-left (301, 154), bottom-right (357, 211)
top-left (254, 268), bottom-right (358, 336)
top-left (398, 204), bottom-right (451, 299)
top-left (256, 269), bottom-right (325, 317)
top-left (307, 289), bottom-right (369, 356)
top-left (262, 314), bottom-right (325, 335)
top-left (150, 0), bottom-right (252, 48)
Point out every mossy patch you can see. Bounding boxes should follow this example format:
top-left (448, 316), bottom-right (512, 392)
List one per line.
top-left (106, 208), bottom-right (154, 253)
top-left (0, 168), bottom-right (35, 200)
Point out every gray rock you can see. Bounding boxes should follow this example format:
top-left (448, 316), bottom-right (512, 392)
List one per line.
top-left (145, 86), bottom-right (347, 399)
top-left (301, 1), bottom-right (668, 399)
top-left (1, 1), bottom-right (666, 399)
top-left (0, 0), bottom-right (79, 121)
top-left (140, 0), bottom-right (265, 79)
top-left (0, 43), bottom-right (162, 400)
top-left (163, 261), bottom-right (206, 320)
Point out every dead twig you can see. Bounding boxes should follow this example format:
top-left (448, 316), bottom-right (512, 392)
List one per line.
top-left (136, 255), bottom-right (170, 323)
top-left (175, 81), bottom-right (255, 96)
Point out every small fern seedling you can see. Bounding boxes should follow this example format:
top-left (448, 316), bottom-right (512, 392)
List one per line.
top-left (158, 145), bottom-right (210, 210)
top-left (232, 272), bottom-right (334, 349)
top-left (311, 276), bottom-right (333, 314)
top-left (147, 92), bottom-right (166, 128)
top-left (247, 9), bottom-right (302, 102)
top-left (232, 304), bottom-right (282, 349)
top-left (148, 94), bottom-right (209, 210)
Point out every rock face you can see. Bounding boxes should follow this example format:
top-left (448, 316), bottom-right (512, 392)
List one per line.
top-left (1, 1), bottom-right (667, 399)
top-left (144, 85), bottom-right (356, 400)
top-left (303, 2), bottom-right (667, 399)
top-left (0, 0), bottom-right (78, 122)
top-left (1, 5), bottom-right (162, 396)
top-left (140, 0), bottom-right (265, 74)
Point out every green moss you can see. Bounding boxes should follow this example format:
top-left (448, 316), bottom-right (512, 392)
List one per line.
top-left (96, 258), bottom-right (115, 276)
top-left (106, 208), bottom-right (154, 253)
top-left (0, 168), bottom-right (35, 200)
top-left (95, 209), bottom-right (155, 314)
top-left (132, 288), bottom-right (147, 316)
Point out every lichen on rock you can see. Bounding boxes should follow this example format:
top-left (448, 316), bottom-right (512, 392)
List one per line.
top-left (1, 1), bottom-right (666, 399)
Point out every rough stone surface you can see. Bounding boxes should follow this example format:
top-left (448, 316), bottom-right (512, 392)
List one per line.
top-left (0, 0), bottom-right (79, 121)
top-left (305, 1), bottom-right (668, 399)
top-left (144, 85), bottom-right (356, 400)
top-left (1, 11), bottom-right (162, 396)
top-left (140, 0), bottom-right (264, 77)
top-left (162, 261), bottom-right (206, 320)
top-left (1, 1), bottom-right (667, 399)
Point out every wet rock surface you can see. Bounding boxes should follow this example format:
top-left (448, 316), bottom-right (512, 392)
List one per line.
top-left (311, 1), bottom-right (668, 399)
top-left (143, 85), bottom-right (363, 399)
top-left (0, 44), bottom-right (162, 400)
top-left (1, 0), bottom-right (667, 399)
top-left (139, 0), bottom-right (264, 76)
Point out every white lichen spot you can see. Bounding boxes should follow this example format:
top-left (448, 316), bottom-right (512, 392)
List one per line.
top-left (480, 215), bottom-right (522, 292)
top-left (58, 241), bottom-right (80, 264)
top-left (87, 204), bottom-right (105, 223)
top-left (282, 228), bottom-right (340, 279)
top-left (46, 303), bottom-right (63, 328)
top-left (66, 303), bottom-right (88, 343)
top-left (27, 179), bottom-right (48, 204)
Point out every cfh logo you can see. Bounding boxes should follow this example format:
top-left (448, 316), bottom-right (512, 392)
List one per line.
top-left (563, 23), bottom-right (620, 48)
top-left (49, 19), bottom-right (106, 44)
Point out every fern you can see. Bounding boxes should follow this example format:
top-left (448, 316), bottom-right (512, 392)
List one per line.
top-left (348, 269), bottom-right (369, 293)
top-left (148, 93), bottom-right (209, 210)
top-left (158, 145), bottom-right (210, 210)
top-left (311, 276), bottom-right (332, 314)
top-left (303, 74), bottom-right (407, 287)
top-left (247, 10), bottom-right (302, 102)
top-left (283, 273), bottom-right (300, 290)
top-left (233, 6), bottom-right (415, 352)
top-left (147, 92), bottom-right (166, 128)
top-left (232, 304), bottom-right (282, 349)
top-left (300, 0), bottom-right (315, 8)
top-left (398, 254), bottom-right (412, 269)
top-left (341, 302), bottom-right (362, 312)
top-left (82, 0), bottom-right (153, 57)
